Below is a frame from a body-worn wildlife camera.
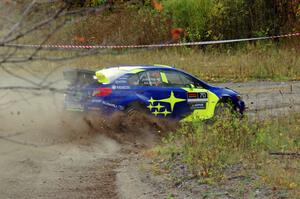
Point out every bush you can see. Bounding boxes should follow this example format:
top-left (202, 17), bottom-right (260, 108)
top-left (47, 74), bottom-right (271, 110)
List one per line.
top-left (156, 112), bottom-right (300, 180)
top-left (63, 5), bottom-right (170, 45)
top-left (90, 0), bottom-right (107, 6)
top-left (58, 0), bottom-right (298, 45)
top-left (162, 0), bottom-right (213, 41)
top-left (162, 0), bottom-right (299, 41)
top-left (179, 112), bottom-right (257, 178)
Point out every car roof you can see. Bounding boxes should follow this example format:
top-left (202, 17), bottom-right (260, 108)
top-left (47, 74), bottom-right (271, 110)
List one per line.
top-left (96, 64), bottom-right (211, 88)
top-left (95, 65), bottom-right (177, 84)
top-left (104, 64), bottom-right (174, 71)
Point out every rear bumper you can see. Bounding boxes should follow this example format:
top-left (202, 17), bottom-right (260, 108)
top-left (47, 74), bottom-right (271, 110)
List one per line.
top-left (64, 102), bottom-right (84, 112)
top-left (64, 93), bottom-right (85, 112)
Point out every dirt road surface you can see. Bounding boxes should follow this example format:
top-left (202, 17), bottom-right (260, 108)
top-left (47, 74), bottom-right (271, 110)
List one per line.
top-left (1, 69), bottom-right (299, 198)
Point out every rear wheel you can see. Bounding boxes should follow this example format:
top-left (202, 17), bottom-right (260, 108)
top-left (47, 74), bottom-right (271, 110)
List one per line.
top-left (125, 103), bottom-right (148, 117)
top-left (125, 103), bottom-right (164, 131)
top-left (125, 103), bottom-right (149, 127)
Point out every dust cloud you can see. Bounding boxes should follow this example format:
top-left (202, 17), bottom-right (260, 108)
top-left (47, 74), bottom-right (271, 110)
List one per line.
top-left (0, 68), bottom-right (176, 148)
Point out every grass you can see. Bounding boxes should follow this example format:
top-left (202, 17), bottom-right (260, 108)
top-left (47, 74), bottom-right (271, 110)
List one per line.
top-left (151, 112), bottom-right (300, 198)
top-left (17, 41), bottom-right (298, 82)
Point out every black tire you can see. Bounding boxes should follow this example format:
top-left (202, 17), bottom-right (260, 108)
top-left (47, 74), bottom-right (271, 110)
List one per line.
top-left (213, 102), bottom-right (235, 120)
top-left (125, 103), bottom-right (148, 117)
top-left (125, 103), bottom-right (165, 131)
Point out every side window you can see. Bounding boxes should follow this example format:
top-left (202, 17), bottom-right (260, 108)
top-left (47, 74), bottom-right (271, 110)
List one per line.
top-left (163, 70), bottom-right (194, 87)
top-left (147, 70), bottom-right (163, 86)
top-left (127, 71), bottom-right (163, 86)
top-left (127, 74), bottom-right (139, 85)
top-left (139, 71), bottom-right (151, 86)
top-left (127, 73), bottom-right (150, 86)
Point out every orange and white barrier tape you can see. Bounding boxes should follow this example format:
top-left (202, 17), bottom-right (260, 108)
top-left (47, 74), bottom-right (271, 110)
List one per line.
top-left (3, 32), bottom-right (300, 50)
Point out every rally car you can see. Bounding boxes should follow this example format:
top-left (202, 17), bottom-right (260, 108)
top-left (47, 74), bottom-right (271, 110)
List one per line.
top-left (63, 65), bottom-right (245, 121)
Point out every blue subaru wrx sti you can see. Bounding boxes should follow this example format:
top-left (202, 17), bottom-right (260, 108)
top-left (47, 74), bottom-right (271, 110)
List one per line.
top-left (63, 65), bottom-right (245, 121)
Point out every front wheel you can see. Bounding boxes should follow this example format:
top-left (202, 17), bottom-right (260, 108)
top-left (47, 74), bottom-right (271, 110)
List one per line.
top-left (215, 100), bottom-right (244, 120)
top-left (214, 102), bottom-right (233, 117)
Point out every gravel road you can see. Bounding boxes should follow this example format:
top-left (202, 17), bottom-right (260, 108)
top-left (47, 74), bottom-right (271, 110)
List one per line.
top-left (0, 69), bottom-right (299, 198)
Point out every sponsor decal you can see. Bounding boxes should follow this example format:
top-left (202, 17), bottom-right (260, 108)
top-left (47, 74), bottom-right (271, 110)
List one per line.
top-left (112, 85), bottom-right (131, 90)
top-left (147, 91), bottom-right (186, 117)
top-left (187, 92), bottom-right (208, 107)
top-left (91, 99), bottom-right (103, 103)
top-left (187, 98), bottom-right (208, 103)
top-left (91, 99), bottom-right (122, 110)
top-left (188, 92), bottom-right (207, 99)
top-left (191, 103), bottom-right (206, 110)
top-left (102, 101), bottom-right (118, 108)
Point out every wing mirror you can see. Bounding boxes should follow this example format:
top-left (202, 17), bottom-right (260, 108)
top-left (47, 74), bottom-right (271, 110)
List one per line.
top-left (187, 84), bottom-right (195, 90)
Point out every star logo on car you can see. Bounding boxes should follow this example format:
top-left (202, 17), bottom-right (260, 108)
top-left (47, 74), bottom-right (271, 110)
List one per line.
top-left (152, 109), bottom-right (159, 116)
top-left (147, 91), bottom-right (186, 116)
top-left (158, 91), bottom-right (186, 111)
top-left (162, 109), bottom-right (171, 116)
top-left (155, 103), bottom-right (163, 110)
top-left (147, 103), bottom-right (164, 111)
top-left (147, 103), bottom-right (154, 110)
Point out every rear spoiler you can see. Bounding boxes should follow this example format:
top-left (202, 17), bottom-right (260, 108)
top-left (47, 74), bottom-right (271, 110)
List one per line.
top-left (63, 68), bottom-right (96, 84)
top-left (95, 70), bottom-right (109, 83)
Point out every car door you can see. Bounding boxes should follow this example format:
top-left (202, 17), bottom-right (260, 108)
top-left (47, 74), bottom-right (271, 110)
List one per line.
top-left (160, 69), bottom-right (219, 120)
top-left (128, 70), bottom-right (187, 118)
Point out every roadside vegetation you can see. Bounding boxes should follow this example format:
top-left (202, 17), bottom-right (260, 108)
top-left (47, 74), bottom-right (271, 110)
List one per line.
top-left (5, 1), bottom-right (299, 82)
top-left (63, 0), bottom-right (299, 44)
top-left (17, 43), bottom-right (298, 83)
top-left (8, 0), bottom-right (298, 82)
top-left (74, 44), bottom-right (300, 82)
top-left (150, 112), bottom-right (300, 198)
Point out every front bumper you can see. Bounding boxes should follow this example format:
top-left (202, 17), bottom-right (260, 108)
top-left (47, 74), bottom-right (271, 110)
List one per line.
top-left (236, 100), bottom-right (246, 114)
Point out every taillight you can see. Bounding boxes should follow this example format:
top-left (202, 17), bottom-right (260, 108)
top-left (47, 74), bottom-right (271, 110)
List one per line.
top-left (92, 87), bottom-right (112, 97)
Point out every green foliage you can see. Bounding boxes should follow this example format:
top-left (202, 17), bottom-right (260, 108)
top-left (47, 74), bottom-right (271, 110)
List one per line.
top-left (156, 112), bottom-right (300, 180)
top-left (179, 112), bottom-right (257, 177)
top-left (162, 0), bottom-right (298, 41)
top-left (67, 5), bottom-right (170, 45)
top-left (66, 0), bottom-right (298, 42)
top-left (87, 0), bottom-right (107, 6)
top-left (209, 0), bottom-right (251, 39)
top-left (162, 0), bottom-right (213, 41)
top-left (57, 44), bottom-right (300, 82)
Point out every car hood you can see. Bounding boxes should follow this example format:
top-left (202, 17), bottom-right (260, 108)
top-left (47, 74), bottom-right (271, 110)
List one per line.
top-left (208, 85), bottom-right (239, 98)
